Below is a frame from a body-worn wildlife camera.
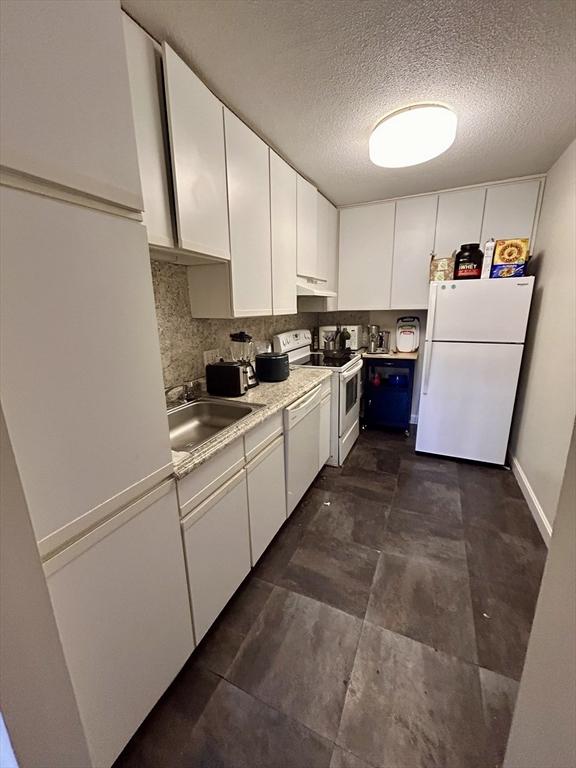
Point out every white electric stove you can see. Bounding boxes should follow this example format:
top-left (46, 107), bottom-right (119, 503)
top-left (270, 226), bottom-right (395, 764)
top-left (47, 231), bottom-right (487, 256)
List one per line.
top-left (273, 330), bottom-right (363, 466)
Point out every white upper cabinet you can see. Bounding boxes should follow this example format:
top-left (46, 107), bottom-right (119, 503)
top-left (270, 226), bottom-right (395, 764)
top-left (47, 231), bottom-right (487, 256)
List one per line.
top-left (224, 109), bottom-right (272, 316)
top-left (480, 179), bottom-right (541, 245)
top-left (270, 151), bottom-right (297, 315)
top-left (339, 202), bottom-right (395, 310)
top-left (391, 195), bottom-right (439, 309)
top-left (317, 194), bottom-right (339, 303)
top-left (162, 44), bottom-right (230, 259)
top-left (434, 187), bottom-right (486, 257)
top-left (297, 175), bottom-right (320, 279)
top-left (123, 15), bottom-right (174, 247)
top-left (0, 0), bottom-right (142, 210)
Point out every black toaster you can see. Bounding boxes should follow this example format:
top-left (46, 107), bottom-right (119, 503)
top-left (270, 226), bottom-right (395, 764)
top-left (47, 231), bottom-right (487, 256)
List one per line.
top-left (205, 361), bottom-right (247, 397)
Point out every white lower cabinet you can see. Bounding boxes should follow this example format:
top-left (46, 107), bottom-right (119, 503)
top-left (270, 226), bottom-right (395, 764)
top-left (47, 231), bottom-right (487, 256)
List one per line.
top-left (284, 386), bottom-right (322, 515)
top-left (246, 435), bottom-right (287, 564)
top-left (44, 481), bottom-right (193, 768)
top-left (182, 469), bottom-right (251, 643)
top-left (319, 390), bottom-right (332, 469)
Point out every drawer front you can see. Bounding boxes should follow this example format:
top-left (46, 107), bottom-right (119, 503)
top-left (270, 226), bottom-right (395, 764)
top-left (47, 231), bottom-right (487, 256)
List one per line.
top-left (176, 438), bottom-right (244, 516)
top-left (244, 411), bottom-right (283, 462)
top-left (181, 469), bottom-right (251, 642)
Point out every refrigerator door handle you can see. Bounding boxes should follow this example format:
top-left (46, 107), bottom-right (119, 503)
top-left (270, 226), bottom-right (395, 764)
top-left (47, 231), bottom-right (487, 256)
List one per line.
top-left (422, 340), bottom-right (433, 395)
top-left (427, 282), bottom-right (439, 341)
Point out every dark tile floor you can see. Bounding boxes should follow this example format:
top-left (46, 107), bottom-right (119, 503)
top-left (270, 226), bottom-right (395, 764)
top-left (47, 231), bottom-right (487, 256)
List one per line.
top-left (115, 429), bottom-right (548, 768)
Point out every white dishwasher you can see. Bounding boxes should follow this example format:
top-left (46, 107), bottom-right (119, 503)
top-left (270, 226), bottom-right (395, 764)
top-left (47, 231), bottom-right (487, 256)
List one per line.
top-left (284, 385), bottom-right (321, 515)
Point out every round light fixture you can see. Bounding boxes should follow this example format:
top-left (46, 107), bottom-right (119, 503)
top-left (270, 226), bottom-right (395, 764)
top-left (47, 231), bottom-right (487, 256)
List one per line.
top-left (369, 104), bottom-right (457, 168)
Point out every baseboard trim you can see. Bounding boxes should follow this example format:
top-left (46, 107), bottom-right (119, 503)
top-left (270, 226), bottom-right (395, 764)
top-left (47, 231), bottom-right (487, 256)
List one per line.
top-left (510, 454), bottom-right (552, 546)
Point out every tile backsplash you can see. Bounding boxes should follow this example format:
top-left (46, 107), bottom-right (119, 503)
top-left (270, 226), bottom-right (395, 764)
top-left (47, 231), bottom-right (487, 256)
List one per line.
top-left (151, 259), bottom-right (427, 412)
top-left (151, 260), bottom-right (318, 389)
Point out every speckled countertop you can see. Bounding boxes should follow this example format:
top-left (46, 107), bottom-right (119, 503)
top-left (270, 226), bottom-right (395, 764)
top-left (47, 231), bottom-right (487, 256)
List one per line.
top-left (171, 367), bottom-right (332, 478)
top-left (362, 351), bottom-right (419, 360)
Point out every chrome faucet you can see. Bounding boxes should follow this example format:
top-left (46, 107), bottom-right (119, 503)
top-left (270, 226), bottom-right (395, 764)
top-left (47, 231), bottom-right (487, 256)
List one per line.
top-left (164, 380), bottom-right (202, 405)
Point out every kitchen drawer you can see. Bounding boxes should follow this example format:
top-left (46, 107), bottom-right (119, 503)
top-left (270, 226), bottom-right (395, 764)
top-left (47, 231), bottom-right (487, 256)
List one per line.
top-left (244, 412), bottom-right (283, 461)
top-left (177, 438), bottom-right (244, 516)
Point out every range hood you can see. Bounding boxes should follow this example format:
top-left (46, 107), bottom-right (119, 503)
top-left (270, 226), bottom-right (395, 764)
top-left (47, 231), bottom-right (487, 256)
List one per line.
top-left (296, 279), bottom-right (337, 298)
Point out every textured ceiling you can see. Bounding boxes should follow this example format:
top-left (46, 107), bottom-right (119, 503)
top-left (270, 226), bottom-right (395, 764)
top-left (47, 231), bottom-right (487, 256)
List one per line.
top-left (122, 0), bottom-right (576, 205)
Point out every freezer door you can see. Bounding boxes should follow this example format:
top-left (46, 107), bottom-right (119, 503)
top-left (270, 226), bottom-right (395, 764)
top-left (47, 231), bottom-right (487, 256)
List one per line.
top-left (416, 342), bottom-right (524, 464)
top-left (426, 277), bottom-right (534, 343)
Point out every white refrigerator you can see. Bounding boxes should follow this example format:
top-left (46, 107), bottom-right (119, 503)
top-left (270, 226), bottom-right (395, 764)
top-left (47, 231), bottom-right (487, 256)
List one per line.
top-left (416, 277), bottom-right (535, 465)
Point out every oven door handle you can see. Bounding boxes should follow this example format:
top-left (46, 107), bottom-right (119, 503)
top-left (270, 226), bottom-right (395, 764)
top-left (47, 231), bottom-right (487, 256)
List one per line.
top-left (341, 359), bottom-right (364, 383)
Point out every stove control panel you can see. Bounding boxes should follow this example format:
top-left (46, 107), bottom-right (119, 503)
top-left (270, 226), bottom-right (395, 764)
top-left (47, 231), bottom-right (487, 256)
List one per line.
top-left (272, 329), bottom-right (312, 354)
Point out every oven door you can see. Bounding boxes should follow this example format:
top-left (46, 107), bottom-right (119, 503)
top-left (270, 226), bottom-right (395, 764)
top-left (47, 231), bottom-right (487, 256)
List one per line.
top-left (339, 359), bottom-right (363, 436)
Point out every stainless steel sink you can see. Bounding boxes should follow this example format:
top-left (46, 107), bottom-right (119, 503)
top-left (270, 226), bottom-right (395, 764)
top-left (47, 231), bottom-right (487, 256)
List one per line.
top-left (167, 398), bottom-right (258, 452)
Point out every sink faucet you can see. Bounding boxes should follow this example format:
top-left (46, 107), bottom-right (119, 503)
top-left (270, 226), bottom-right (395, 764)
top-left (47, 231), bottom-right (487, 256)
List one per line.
top-left (164, 380), bottom-right (202, 405)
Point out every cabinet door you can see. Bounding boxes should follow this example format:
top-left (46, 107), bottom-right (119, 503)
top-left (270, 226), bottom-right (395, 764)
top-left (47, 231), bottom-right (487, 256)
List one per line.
top-left (317, 194), bottom-right (339, 308)
top-left (391, 195), bottom-right (438, 309)
top-left (480, 180), bottom-right (541, 245)
top-left (338, 202), bottom-right (395, 310)
top-left (163, 44), bottom-right (230, 259)
top-left (0, 0), bottom-right (142, 210)
top-left (0, 187), bottom-right (172, 548)
top-left (182, 470), bottom-right (251, 642)
top-left (225, 109), bottom-right (272, 316)
top-left (319, 394), bottom-right (332, 469)
top-left (297, 175), bottom-right (319, 278)
top-left (434, 187), bottom-right (486, 257)
top-left (247, 436), bottom-right (287, 564)
top-left (45, 482), bottom-right (193, 768)
top-left (123, 15), bottom-right (174, 247)
top-left (270, 151), bottom-right (297, 315)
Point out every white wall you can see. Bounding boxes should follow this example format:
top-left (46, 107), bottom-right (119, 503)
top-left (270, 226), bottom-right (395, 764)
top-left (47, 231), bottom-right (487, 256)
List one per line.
top-left (503, 420), bottom-right (576, 768)
top-left (510, 139), bottom-right (576, 536)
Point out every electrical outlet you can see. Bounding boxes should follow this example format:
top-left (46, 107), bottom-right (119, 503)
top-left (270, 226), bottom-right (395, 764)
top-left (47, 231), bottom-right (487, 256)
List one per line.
top-left (203, 349), bottom-right (221, 366)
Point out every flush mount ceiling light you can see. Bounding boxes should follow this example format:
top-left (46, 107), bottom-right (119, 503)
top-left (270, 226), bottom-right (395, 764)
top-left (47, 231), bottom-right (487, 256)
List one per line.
top-left (369, 104), bottom-right (457, 168)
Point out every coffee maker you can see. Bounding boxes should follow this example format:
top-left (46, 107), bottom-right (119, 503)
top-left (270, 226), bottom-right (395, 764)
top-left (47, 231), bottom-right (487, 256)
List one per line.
top-left (229, 331), bottom-right (258, 388)
top-left (368, 324), bottom-right (380, 354)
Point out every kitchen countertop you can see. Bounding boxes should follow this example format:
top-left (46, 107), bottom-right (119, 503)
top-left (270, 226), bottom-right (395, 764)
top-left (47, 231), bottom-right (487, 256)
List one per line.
top-left (171, 367), bottom-right (332, 478)
top-left (362, 351), bottom-right (419, 360)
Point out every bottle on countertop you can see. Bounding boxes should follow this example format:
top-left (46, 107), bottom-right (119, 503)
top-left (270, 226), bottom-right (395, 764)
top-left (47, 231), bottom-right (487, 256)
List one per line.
top-left (454, 243), bottom-right (483, 280)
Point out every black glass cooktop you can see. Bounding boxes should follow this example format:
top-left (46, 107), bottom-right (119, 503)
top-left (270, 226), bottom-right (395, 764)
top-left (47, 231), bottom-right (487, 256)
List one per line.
top-left (298, 352), bottom-right (355, 368)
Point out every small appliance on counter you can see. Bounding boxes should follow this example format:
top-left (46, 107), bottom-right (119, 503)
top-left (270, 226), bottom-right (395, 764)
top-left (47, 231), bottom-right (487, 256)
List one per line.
top-left (318, 325), bottom-right (365, 351)
top-left (396, 317), bottom-right (420, 352)
top-left (379, 330), bottom-right (391, 353)
top-left (205, 361), bottom-right (250, 397)
top-left (368, 324), bottom-right (380, 353)
top-left (255, 352), bottom-right (289, 382)
top-left (229, 331), bottom-right (258, 389)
